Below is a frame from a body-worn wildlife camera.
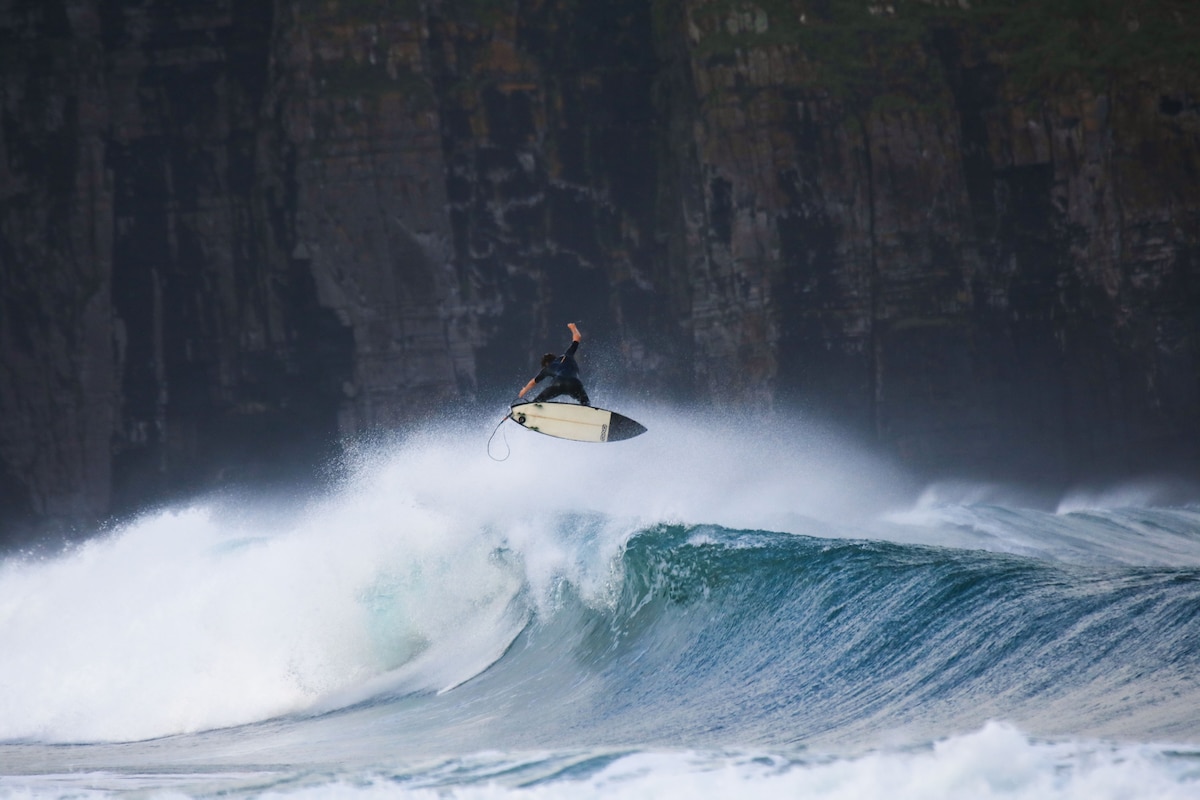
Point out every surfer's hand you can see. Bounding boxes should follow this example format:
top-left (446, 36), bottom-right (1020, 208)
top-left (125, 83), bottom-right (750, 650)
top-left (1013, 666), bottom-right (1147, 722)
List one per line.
top-left (568, 322), bottom-right (580, 340)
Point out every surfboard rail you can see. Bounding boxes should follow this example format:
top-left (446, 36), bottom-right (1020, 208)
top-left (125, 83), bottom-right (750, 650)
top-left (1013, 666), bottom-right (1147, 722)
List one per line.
top-left (509, 401), bottom-right (646, 443)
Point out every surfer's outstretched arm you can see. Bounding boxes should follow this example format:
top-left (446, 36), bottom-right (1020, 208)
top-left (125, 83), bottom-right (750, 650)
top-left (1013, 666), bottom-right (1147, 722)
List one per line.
top-left (563, 323), bottom-right (581, 358)
top-left (517, 377), bottom-right (538, 399)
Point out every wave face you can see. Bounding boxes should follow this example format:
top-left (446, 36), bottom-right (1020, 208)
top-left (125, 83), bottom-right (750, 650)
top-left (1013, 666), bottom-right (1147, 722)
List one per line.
top-left (1, 406), bottom-right (1199, 797)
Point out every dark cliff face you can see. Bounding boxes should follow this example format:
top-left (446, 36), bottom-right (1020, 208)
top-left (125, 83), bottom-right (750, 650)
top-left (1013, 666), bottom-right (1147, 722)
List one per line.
top-left (666, 0), bottom-right (1200, 484)
top-left (1, 0), bottom-right (1198, 542)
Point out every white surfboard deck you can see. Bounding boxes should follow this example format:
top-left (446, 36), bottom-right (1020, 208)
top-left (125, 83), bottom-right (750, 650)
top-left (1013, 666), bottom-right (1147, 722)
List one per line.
top-left (509, 401), bottom-right (646, 443)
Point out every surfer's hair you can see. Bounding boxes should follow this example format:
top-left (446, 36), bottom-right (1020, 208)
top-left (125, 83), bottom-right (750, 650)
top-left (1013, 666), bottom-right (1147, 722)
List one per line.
top-left (541, 353), bottom-right (556, 367)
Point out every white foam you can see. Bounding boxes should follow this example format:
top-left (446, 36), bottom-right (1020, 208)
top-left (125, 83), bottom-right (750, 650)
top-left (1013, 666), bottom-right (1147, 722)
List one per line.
top-left (880, 474), bottom-right (1200, 566)
top-left (1056, 476), bottom-right (1200, 514)
top-left (0, 478), bottom-right (529, 742)
top-left (229, 722), bottom-right (1199, 800)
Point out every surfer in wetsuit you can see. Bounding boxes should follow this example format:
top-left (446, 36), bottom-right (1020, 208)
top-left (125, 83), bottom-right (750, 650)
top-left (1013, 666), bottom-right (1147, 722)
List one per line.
top-left (517, 322), bottom-right (591, 406)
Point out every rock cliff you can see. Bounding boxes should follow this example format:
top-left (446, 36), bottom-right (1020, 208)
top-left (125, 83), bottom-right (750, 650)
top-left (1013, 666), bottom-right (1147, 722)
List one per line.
top-left (1, 0), bottom-right (1197, 542)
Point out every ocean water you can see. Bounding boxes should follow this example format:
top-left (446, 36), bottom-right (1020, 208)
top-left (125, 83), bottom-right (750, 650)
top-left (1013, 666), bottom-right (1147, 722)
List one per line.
top-left (1, 405), bottom-right (1199, 799)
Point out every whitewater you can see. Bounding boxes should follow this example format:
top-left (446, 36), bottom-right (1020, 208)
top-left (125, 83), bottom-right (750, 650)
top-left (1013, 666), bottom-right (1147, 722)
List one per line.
top-left (1, 404), bottom-right (1198, 799)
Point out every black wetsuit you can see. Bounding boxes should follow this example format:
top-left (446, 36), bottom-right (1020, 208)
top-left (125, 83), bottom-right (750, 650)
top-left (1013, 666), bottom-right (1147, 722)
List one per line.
top-left (530, 340), bottom-right (590, 405)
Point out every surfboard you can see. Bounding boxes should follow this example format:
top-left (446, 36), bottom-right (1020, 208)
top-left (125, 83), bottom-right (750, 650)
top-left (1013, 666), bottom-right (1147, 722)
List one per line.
top-left (508, 401), bottom-right (647, 443)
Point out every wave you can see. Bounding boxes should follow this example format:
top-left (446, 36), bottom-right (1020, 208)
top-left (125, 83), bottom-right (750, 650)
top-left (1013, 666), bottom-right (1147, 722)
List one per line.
top-left (340, 520), bottom-right (1198, 756)
top-left (1, 406), bottom-right (1199, 752)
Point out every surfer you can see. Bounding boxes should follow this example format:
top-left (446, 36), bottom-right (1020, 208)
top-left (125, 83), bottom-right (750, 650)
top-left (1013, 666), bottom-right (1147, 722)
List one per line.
top-left (517, 322), bottom-right (591, 406)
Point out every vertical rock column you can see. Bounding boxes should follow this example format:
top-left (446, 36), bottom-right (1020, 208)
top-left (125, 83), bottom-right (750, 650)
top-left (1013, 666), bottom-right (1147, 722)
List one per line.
top-left (0, 1), bottom-right (114, 534)
top-left (273, 0), bottom-right (470, 432)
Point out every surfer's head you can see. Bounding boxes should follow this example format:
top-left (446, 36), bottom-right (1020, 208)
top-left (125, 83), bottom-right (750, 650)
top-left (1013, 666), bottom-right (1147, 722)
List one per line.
top-left (541, 353), bottom-right (556, 367)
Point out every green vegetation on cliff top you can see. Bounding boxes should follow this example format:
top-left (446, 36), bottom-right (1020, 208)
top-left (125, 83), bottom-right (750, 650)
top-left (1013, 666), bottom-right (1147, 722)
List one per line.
top-left (687, 0), bottom-right (1200, 103)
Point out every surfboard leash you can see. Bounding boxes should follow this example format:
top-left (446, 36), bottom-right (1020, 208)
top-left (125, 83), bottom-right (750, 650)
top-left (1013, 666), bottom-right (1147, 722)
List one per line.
top-left (487, 407), bottom-right (516, 461)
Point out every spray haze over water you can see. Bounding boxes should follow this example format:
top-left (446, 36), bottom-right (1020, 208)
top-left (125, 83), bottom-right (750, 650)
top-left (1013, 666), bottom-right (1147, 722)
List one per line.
top-left (0, 404), bottom-right (900, 741)
top-left (1, 403), bottom-right (1199, 798)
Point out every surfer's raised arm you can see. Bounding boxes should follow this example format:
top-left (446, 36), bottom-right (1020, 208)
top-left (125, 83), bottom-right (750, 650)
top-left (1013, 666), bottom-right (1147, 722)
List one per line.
top-left (515, 322), bottom-right (590, 406)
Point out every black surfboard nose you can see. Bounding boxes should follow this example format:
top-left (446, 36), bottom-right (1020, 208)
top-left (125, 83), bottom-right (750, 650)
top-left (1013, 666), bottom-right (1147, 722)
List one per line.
top-left (607, 413), bottom-right (648, 442)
